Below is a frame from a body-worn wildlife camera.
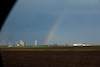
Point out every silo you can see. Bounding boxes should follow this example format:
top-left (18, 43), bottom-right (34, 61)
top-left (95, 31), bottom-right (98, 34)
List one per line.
top-left (35, 40), bottom-right (37, 46)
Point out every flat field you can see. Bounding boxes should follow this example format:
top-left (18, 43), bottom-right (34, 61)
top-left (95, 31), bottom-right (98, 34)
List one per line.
top-left (1, 46), bottom-right (100, 67)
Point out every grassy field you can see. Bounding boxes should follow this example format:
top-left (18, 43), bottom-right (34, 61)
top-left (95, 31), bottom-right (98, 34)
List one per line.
top-left (1, 46), bottom-right (100, 51)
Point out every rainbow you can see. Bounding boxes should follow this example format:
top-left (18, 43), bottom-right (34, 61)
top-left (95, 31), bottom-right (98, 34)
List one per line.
top-left (44, 7), bottom-right (67, 45)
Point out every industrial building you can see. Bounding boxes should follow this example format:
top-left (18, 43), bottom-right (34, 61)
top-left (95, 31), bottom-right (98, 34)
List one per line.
top-left (20, 40), bottom-right (25, 47)
top-left (16, 40), bottom-right (27, 47)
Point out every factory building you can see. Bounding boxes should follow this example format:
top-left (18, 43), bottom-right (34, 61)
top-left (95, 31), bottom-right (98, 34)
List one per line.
top-left (16, 41), bottom-right (19, 47)
top-left (16, 40), bottom-right (28, 47)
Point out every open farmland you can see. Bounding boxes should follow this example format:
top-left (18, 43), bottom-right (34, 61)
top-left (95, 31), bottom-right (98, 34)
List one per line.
top-left (1, 46), bottom-right (100, 67)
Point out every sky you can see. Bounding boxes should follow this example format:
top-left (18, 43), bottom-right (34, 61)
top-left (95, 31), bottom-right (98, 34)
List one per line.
top-left (0, 0), bottom-right (100, 45)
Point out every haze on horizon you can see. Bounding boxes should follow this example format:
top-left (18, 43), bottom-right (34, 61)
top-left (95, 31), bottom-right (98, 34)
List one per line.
top-left (0, 0), bottom-right (100, 45)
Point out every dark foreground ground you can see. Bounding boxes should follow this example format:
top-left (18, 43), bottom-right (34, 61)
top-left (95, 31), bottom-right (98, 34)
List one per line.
top-left (1, 47), bottom-right (100, 67)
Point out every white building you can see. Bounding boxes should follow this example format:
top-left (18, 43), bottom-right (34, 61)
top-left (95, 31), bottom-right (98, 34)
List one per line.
top-left (35, 40), bottom-right (37, 46)
top-left (8, 45), bottom-right (13, 47)
top-left (73, 43), bottom-right (91, 46)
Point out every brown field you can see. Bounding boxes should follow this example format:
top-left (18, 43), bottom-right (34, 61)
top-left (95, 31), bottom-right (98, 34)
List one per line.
top-left (1, 46), bottom-right (100, 67)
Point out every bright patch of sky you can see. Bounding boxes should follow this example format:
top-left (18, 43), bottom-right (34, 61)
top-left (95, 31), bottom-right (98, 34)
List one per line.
top-left (0, 0), bottom-right (100, 45)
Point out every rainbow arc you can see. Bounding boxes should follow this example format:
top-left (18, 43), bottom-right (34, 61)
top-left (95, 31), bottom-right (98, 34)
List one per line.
top-left (44, 6), bottom-right (68, 45)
